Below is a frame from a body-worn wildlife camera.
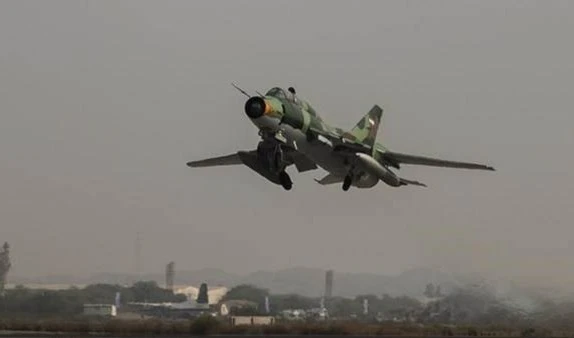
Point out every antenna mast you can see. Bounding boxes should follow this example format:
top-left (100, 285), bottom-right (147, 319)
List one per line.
top-left (134, 232), bottom-right (142, 280)
top-left (166, 261), bottom-right (175, 291)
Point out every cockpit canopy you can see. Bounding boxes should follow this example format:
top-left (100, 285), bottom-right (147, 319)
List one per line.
top-left (265, 87), bottom-right (288, 99)
top-left (265, 87), bottom-right (318, 117)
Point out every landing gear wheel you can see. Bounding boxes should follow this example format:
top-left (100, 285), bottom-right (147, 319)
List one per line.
top-left (342, 175), bottom-right (352, 191)
top-left (279, 171), bottom-right (292, 191)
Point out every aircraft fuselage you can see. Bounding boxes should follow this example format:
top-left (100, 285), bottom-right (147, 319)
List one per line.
top-left (246, 93), bottom-right (380, 189)
top-left (187, 85), bottom-right (494, 191)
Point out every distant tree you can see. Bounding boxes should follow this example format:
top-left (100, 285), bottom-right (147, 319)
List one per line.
top-left (0, 281), bottom-right (185, 315)
top-left (197, 283), bottom-right (209, 304)
top-left (128, 280), bottom-right (185, 303)
top-left (270, 294), bottom-right (317, 312)
top-left (222, 284), bottom-right (269, 303)
top-left (189, 314), bottom-right (220, 335)
top-left (326, 297), bottom-right (363, 317)
top-left (376, 294), bottom-right (422, 317)
top-left (230, 305), bottom-right (259, 316)
top-left (424, 283), bottom-right (436, 298)
top-left (131, 281), bottom-right (159, 302)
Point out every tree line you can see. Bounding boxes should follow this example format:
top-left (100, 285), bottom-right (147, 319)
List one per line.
top-left (0, 281), bottom-right (185, 315)
top-left (221, 284), bottom-right (421, 318)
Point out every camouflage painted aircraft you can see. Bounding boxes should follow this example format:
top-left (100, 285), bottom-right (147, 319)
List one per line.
top-left (187, 85), bottom-right (494, 191)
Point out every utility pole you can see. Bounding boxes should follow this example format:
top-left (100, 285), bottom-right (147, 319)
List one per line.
top-left (166, 261), bottom-right (175, 291)
top-left (0, 242), bottom-right (11, 314)
top-left (134, 232), bottom-right (142, 281)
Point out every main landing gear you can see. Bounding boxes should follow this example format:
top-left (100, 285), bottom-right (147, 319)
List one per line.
top-left (279, 171), bottom-right (292, 191)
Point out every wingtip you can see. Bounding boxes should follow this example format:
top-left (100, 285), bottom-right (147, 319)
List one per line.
top-left (399, 178), bottom-right (427, 187)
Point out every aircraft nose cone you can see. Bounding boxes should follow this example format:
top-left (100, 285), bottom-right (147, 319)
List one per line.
top-left (244, 97), bottom-right (266, 119)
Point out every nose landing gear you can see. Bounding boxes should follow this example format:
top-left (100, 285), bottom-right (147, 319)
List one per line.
top-left (342, 175), bottom-right (353, 191)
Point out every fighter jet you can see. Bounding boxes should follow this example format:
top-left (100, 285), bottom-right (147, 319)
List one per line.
top-left (186, 85), bottom-right (494, 191)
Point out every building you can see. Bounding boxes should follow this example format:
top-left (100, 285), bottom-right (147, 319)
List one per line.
top-left (127, 300), bottom-right (211, 319)
top-left (230, 316), bottom-right (275, 326)
top-left (280, 308), bottom-right (328, 321)
top-left (83, 304), bottom-right (117, 317)
top-left (307, 307), bottom-right (329, 320)
top-left (324, 270), bottom-right (333, 298)
top-left (219, 299), bottom-right (259, 316)
top-left (280, 309), bottom-right (306, 321)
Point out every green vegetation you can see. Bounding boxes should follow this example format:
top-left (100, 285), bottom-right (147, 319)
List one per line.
top-left (0, 281), bottom-right (185, 315)
top-left (4, 281), bottom-right (574, 335)
top-left (339, 293), bottom-right (421, 318)
top-left (424, 282), bottom-right (442, 298)
top-left (271, 293), bottom-right (317, 311)
top-left (221, 284), bottom-right (269, 304)
top-left (0, 316), bottom-right (562, 336)
top-left (221, 284), bottom-right (422, 319)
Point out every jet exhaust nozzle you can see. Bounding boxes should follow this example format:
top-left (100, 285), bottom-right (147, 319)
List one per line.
top-left (244, 97), bottom-right (267, 119)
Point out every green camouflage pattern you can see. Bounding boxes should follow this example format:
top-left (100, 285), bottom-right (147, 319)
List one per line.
top-left (187, 85), bottom-right (495, 190)
top-left (259, 87), bottom-right (493, 173)
top-left (341, 105), bottom-right (382, 146)
top-left (263, 87), bottom-right (385, 152)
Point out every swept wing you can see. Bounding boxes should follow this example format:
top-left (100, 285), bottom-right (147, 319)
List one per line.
top-left (380, 151), bottom-right (495, 171)
top-left (186, 150), bottom-right (318, 173)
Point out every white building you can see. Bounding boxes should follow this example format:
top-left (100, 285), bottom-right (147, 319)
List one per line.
top-left (83, 304), bottom-right (117, 317)
top-left (230, 316), bottom-right (275, 326)
top-left (281, 309), bottom-right (306, 320)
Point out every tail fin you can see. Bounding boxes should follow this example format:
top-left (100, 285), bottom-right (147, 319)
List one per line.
top-left (344, 105), bottom-right (383, 149)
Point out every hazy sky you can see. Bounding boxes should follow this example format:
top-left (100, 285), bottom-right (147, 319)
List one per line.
top-left (1, 1), bottom-right (573, 289)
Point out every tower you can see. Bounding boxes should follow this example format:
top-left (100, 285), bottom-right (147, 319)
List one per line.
top-left (0, 242), bottom-right (11, 296)
top-left (134, 232), bottom-right (142, 279)
top-left (264, 296), bottom-right (270, 314)
top-left (324, 270), bottom-right (333, 298)
top-left (165, 261), bottom-right (175, 291)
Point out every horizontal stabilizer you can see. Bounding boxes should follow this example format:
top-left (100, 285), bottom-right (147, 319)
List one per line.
top-left (315, 173), bottom-right (344, 185)
top-left (186, 152), bottom-right (242, 167)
